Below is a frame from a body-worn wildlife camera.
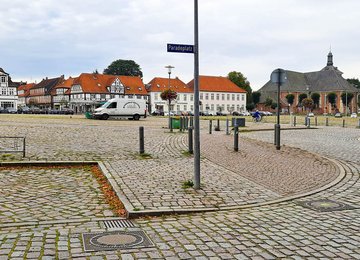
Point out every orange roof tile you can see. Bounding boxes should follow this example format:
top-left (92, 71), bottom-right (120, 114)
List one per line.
top-left (119, 75), bottom-right (147, 95)
top-left (18, 83), bottom-right (35, 97)
top-left (147, 77), bottom-right (193, 93)
top-left (187, 75), bottom-right (247, 93)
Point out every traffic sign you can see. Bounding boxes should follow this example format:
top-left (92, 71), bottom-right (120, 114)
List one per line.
top-left (167, 43), bottom-right (194, 53)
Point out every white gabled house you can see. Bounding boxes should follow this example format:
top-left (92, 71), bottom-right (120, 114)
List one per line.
top-left (0, 68), bottom-right (20, 110)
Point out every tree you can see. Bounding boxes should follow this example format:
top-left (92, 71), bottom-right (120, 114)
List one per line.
top-left (251, 91), bottom-right (261, 107)
top-left (227, 71), bottom-right (252, 104)
top-left (347, 78), bottom-right (360, 89)
top-left (103, 59), bottom-right (143, 78)
top-left (341, 92), bottom-right (354, 114)
top-left (327, 92), bottom-right (337, 109)
top-left (298, 93), bottom-right (307, 105)
top-left (265, 97), bottom-right (273, 108)
top-left (160, 89), bottom-right (178, 128)
top-left (285, 94), bottom-right (295, 106)
top-left (311, 93), bottom-right (320, 108)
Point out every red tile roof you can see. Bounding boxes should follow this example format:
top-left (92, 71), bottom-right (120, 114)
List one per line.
top-left (147, 77), bottom-right (192, 93)
top-left (52, 77), bottom-right (77, 95)
top-left (72, 73), bottom-right (147, 95)
top-left (187, 75), bottom-right (247, 93)
top-left (18, 83), bottom-right (35, 97)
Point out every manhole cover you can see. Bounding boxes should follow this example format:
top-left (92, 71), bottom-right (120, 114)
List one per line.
top-left (297, 199), bottom-right (355, 212)
top-left (82, 230), bottom-right (154, 252)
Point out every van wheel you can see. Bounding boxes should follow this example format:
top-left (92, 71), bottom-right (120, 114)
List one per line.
top-left (133, 114), bottom-right (140, 120)
top-left (102, 114), bottom-right (109, 120)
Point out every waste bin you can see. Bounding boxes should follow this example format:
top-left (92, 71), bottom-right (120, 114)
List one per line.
top-left (171, 117), bottom-right (180, 129)
top-left (85, 112), bottom-right (93, 119)
top-left (232, 117), bottom-right (245, 127)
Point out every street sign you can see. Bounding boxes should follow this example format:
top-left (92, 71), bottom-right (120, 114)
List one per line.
top-left (167, 43), bottom-right (194, 53)
top-left (271, 68), bottom-right (287, 84)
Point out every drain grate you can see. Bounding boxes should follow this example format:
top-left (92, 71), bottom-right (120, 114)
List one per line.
top-left (297, 199), bottom-right (355, 212)
top-left (82, 230), bottom-right (154, 252)
top-left (103, 219), bottom-right (135, 230)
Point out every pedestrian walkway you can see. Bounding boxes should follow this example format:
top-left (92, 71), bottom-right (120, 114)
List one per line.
top-left (0, 115), bottom-right (359, 258)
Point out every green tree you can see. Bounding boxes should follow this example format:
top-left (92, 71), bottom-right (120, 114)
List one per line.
top-left (311, 93), bottom-right (320, 108)
top-left (160, 89), bottom-right (178, 128)
top-left (341, 92), bottom-right (354, 114)
top-left (104, 59), bottom-right (143, 78)
top-left (347, 78), bottom-right (360, 88)
top-left (251, 91), bottom-right (261, 107)
top-left (227, 71), bottom-right (252, 104)
top-left (265, 97), bottom-right (273, 108)
top-left (285, 94), bottom-right (295, 106)
top-left (298, 93), bottom-right (307, 105)
top-left (327, 92), bottom-right (337, 109)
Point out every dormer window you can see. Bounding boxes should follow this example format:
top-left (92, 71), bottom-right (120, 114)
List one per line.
top-left (138, 87), bottom-right (142, 91)
top-left (97, 83), bottom-right (101, 87)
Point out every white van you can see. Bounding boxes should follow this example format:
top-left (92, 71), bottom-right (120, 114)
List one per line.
top-left (93, 98), bottom-right (147, 120)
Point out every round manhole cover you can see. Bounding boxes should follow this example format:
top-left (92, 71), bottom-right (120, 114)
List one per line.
top-left (303, 199), bottom-right (352, 211)
top-left (90, 232), bottom-right (144, 249)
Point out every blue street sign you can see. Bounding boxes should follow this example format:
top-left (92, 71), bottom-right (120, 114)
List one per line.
top-left (167, 43), bottom-right (194, 53)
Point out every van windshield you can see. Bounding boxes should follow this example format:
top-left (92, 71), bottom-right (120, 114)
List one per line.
top-left (101, 101), bottom-right (111, 108)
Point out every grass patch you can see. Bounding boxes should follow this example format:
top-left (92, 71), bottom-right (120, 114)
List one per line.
top-left (138, 152), bottom-right (153, 159)
top-left (181, 150), bottom-right (193, 157)
top-left (182, 180), bottom-right (194, 189)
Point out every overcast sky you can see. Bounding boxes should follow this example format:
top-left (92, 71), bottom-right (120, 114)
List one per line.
top-left (1, 0), bottom-right (360, 90)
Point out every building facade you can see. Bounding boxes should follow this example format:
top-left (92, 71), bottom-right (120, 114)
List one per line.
top-left (0, 68), bottom-right (19, 109)
top-left (28, 76), bottom-right (64, 109)
top-left (258, 52), bottom-right (359, 114)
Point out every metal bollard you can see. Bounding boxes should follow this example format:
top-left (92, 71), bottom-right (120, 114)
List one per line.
top-left (275, 124), bottom-right (281, 150)
top-left (188, 127), bottom-right (193, 154)
top-left (294, 116), bottom-right (296, 127)
top-left (307, 117), bottom-right (311, 128)
top-left (179, 117), bottom-right (183, 132)
top-left (315, 117), bottom-right (318, 126)
top-left (139, 126), bottom-right (144, 154)
top-left (185, 116), bottom-right (189, 130)
top-left (190, 116), bottom-right (194, 127)
top-left (304, 116), bottom-right (308, 126)
top-left (170, 117), bottom-right (173, 132)
top-left (326, 117), bottom-right (329, 126)
top-left (234, 125), bottom-right (239, 151)
top-left (343, 119), bottom-right (345, 128)
top-left (226, 118), bottom-right (230, 135)
top-left (209, 120), bottom-right (212, 134)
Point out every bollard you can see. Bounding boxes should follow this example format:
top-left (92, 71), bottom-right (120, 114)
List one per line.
top-left (307, 117), bottom-right (311, 128)
top-left (326, 117), bottom-right (329, 126)
top-left (170, 117), bottom-right (173, 132)
top-left (226, 118), bottom-right (230, 135)
top-left (343, 119), bottom-right (345, 128)
top-left (185, 116), bottom-right (189, 130)
top-left (315, 117), bottom-right (318, 126)
top-left (275, 124), bottom-right (281, 150)
top-left (190, 116), bottom-right (194, 127)
top-left (139, 126), bottom-right (144, 154)
top-left (294, 116), bottom-right (296, 127)
top-left (23, 137), bottom-right (26, 158)
top-left (234, 125), bottom-right (239, 151)
top-left (304, 116), bottom-right (308, 126)
top-left (209, 120), bottom-right (212, 134)
top-left (215, 119), bottom-right (220, 131)
top-left (188, 127), bottom-right (193, 154)
top-left (358, 119), bottom-right (360, 128)
top-left (179, 117), bottom-right (183, 132)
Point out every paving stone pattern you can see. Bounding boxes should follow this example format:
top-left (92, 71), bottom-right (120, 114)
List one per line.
top-left (0, 115), bottom-right (359, 258)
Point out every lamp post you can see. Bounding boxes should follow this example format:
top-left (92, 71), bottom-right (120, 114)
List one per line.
top-left (165, 65), bottom-right (174, 128)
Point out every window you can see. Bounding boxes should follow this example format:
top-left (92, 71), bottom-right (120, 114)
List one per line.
top-left (232, 94), bottom-right (235, 101)
top-left (216, 94), bottom-right (220, 100)
top-left (100, 94), bottom-right (106, 100)
top-left (211, 104), bottom-right (214, 111)
top-left (237, 94), bottom-right (240, 101)
top-left (205, 93), bottom-right (209, 100)
top-left (1, 88), bottom-right (6, 95)
top-left (211, 93), bottom-right (214, 100)
top-left (222, 94), bottom-right (225, 100)
top-left (183, 94), bottom-right (187, 101)
top-left (184, 105), bottom-right (187, 111)
top-left (200, 93), bottom-right (203, 100)
top-left (190, 105), bottom-right (193, 111)
top-left (227, 94), bottom-right (230, 100)
top-left (177, 105), bottom-right (180, 111)
top-left (9, 89), bottom-right (14, 96)
top-left (241, 94), bottom-right (245, 101)
top-left (108, 102), bottom-right (117, 109)
top-left (1, 76), bottom-right (6, 83)
top-left (190, 94), bottom-right (194, 101)
top-left (227, 104), bottom-right (230, 111)
top-left (154, 93), bottom-right (158, 100)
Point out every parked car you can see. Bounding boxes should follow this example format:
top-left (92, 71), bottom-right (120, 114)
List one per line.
top-left (334, 113), bottom-right (342, 118)
top-left (232, 111), bottom-right (241, 116)
top-left (7, 107), bottom-right (17, 114)
top-left (242, 111), bottom-right (251, 116)
top-left (350, 113), bottom-right (357, 118)
top-left (0, 108), bottom-right (8, 113)
top-left (151, 110), bottom-right (164, 116)
top-left (18, 106), bottom-right (30, 114)
top-left (61, 108), bottom-right (74, 115)
top-left (164, 111), bottom-right (175, 116)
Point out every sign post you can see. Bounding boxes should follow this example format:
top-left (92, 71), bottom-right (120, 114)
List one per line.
top-left (270, 68), bottom-right (286, 150)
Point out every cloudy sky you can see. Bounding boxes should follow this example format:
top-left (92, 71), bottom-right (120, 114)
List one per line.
top-left (1, 0), bottom-right (359, 90)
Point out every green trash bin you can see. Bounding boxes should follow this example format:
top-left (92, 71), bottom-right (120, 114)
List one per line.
top-left (85, 112), bottom-right (93, 119)
top-left (171, 117), bottom-right (180, 129)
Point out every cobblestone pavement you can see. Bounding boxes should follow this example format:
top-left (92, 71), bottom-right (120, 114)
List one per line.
top-left (0, 115), bottom-right (359, 258)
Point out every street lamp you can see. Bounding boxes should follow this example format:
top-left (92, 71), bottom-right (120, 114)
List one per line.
top-left (165, 65), bottom-right (174, 129)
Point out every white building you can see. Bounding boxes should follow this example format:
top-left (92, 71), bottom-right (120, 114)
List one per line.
top-left (0, 68), bottom-right (19, 109)
top-left (147, 77), bottom-right (193, 114)
top-left (189, 75), bottom-right (247, 115)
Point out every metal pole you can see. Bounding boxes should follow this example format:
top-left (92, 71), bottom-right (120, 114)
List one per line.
top-left (345, 91), bottom-right (348, 117)
top-left (139, 127), bottom-right (144, 154)
top-left (188, 127), bottom-right (193, 154)
top-left (209, 120), bottom-right (212, 134)
top-left (326, 117), bottom-right (329, 126)
top-left (343, 119), bottom-right (345, 128)
top-left (294, 116), bottom-right (296, 127)
top-left (170, 117), bottom-right (173, 132)
top-left (193, 0), bottom-right (201, 190)
top-left (23, 137), bottom-right (26, 158)
top-left (275, 69), bottom-right (281, 150)
top-left (226, 118), bottom-right (229, 135)
top-left (234, 125), bottom-right (239, 151)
